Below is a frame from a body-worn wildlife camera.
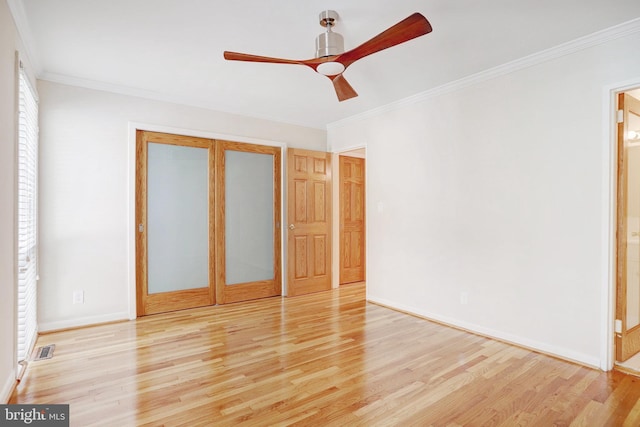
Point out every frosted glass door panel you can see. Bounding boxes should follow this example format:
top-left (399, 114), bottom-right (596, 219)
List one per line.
top-left (225, 151), bottom-right (274, 285)
top-left (147, 143), bottom-right (209, 294)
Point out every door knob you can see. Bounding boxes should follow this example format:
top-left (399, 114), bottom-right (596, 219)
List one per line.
top-left (289, 224), bottom-right (295, 230)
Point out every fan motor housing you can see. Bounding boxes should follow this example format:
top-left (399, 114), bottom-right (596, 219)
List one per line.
top-left (316, 31), bottom-right (344, 57)
top-left (315, 10), bottom-right (344, 58)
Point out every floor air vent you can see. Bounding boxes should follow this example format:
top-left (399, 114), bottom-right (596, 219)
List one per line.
top-left (33, 344), bottom-right (55, 361)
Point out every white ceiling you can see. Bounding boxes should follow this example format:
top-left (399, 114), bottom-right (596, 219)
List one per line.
top-left (10, 0), bottom-right (640, 129)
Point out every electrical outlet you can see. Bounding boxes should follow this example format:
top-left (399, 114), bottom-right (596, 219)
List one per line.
top-left (73, 290), bottom-right (84, 304)
top-left (460, 291), bottom-right (468, 305)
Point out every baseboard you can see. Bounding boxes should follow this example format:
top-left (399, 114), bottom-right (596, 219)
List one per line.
top-left (1, 369), bottom-right (17, 403)
top-left (38, 312), bottom-right (130, 333)
top-left (368, 296), bottom-right (601, 370)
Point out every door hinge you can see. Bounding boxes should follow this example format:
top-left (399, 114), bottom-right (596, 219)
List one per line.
top-left (138, 223), bottom-right (144, 233)
top-left (615, 319), bottom-right (623, 334)
top-left (617, 109), bottom-right (624, 124)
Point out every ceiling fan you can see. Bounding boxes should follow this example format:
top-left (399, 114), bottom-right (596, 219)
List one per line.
top-left (223, 11), bottom-right (433, 102)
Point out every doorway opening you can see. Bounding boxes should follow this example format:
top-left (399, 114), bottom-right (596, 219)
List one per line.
top-left (614, 87), bottom-right (640, 373)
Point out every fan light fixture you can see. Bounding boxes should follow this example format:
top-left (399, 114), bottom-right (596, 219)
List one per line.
top-left (317, 61), bottom-right (345, 76)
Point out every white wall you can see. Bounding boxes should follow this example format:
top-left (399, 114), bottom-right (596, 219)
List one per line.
top-left (328, 26), bottom-right (640, 368)
top-left (37, 81), bottom-right (326, 331)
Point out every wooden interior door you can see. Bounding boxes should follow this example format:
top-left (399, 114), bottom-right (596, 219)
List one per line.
top-left (215, 140), bottom-right (282, 304)
top-left (287, 148), bottom-right (332, 296)
top-left (136, 131), bottom-right (215, 316)
top-left (340, 155), bottom-right (365, 284)
top-left (616, 92), bottom-right (640, 362)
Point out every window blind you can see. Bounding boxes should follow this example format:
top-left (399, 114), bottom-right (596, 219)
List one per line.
top-left (17, 65), bottom-right (38, 371)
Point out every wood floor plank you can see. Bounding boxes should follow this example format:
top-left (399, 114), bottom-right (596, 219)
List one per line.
top-left (10, 283), bottom-right (640, 426)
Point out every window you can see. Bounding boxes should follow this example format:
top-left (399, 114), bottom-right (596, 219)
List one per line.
top-left (17, 61), bottom-right (38, 374)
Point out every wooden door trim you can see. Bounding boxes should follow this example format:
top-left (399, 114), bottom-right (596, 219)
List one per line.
top-left (135, 130), bottom-right (215, 316)
top-left (215, 140), bottom-right (282, 304)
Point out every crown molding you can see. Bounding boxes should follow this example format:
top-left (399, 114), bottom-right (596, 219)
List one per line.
top-left (328, 17), bottom-right (640, 131)
top-left (7, 0), bottom-right (42, 75)
top-left (39, 71), bottom-right (326, 131)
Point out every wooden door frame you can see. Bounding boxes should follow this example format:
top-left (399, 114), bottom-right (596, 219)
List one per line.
top-left (614, 90), bottom-right (640, 364)
top-left (604, 80), bottom-right (640, 371)
top-left (128, 124), bottom-right (286, 318)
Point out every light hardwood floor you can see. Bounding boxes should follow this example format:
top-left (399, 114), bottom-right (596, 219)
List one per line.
top-left (11, 283), bottom-right (640, 426)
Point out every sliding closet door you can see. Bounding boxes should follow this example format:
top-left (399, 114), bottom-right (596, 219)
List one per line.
top-left (136, 131), bottom-right (215, 315)
top-left (215, 140), bottom-right (281, 304)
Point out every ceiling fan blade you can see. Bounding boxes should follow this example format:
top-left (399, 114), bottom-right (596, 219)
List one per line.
top-left (223, 51), bottom-right (303, 65)
top-left (330, 74), bottom-right (358, 102)
top-left (336, 13), bottom-right (432, 69)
